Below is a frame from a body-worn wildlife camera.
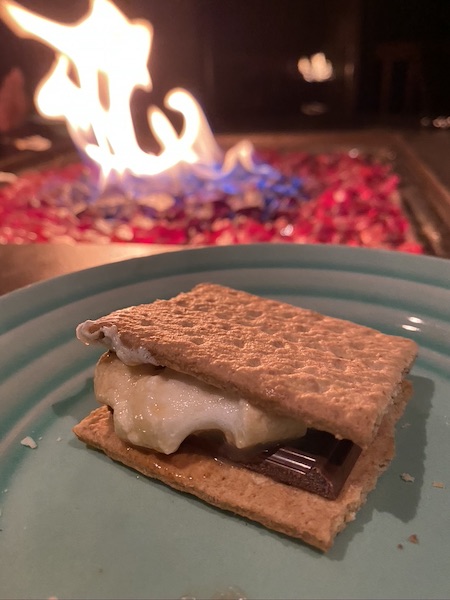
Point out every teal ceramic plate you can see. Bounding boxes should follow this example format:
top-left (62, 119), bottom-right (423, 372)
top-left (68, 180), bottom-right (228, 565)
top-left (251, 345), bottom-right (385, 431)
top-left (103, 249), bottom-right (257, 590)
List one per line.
top-left (1, 244), bottom-right (449, 600)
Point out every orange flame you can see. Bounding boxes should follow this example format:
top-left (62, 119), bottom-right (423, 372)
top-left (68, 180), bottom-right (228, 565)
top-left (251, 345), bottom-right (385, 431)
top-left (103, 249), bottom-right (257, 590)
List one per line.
top-left (1, 0), bottom-right (246, 185)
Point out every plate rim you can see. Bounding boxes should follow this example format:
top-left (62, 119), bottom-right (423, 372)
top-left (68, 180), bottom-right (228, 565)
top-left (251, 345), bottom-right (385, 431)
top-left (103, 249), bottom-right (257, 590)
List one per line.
top-left (1, 243), bottom-right (449, 325)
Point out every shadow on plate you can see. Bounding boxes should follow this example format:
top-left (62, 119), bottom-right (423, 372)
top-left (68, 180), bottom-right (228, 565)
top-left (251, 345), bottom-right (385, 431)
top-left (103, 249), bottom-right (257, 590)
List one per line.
top-left (51, 377), bottom-right (95, 423)
top-left (327, 373), bottom-right (433, 561)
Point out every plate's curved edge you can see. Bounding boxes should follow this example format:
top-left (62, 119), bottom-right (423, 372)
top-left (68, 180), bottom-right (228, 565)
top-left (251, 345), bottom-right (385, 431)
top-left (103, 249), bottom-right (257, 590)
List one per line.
top-left (1, 244), bottom-right (449, 335)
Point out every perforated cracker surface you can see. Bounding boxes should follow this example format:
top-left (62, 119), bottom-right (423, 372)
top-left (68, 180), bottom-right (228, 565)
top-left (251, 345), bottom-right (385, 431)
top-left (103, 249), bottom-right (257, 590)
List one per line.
top-left (77, 283), bottom-right (417, 447)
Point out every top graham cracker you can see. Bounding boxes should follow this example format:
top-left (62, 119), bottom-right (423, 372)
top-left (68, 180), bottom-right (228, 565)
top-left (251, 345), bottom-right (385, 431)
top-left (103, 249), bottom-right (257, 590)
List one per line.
top-left (76, 283), bottom-right (417, 447)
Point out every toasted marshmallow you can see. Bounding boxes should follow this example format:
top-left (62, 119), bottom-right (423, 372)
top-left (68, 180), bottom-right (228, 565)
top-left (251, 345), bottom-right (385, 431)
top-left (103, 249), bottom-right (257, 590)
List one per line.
top-left (95, 353), bottom-right (306, 454)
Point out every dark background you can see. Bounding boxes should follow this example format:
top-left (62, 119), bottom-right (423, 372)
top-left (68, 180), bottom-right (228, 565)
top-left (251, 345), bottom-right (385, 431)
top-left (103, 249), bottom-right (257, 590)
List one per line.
top-left (1, 0), bottom-right (450, 133)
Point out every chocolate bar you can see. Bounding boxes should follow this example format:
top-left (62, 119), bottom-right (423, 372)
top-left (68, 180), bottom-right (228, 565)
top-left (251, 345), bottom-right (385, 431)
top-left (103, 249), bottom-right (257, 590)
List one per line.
top-left (201, 430), bottom-right (362, 500)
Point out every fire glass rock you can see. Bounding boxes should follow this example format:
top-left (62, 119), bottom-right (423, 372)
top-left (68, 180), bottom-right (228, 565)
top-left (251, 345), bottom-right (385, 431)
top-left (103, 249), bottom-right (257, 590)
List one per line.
top-left (0, 150), bottom-right (423, 252)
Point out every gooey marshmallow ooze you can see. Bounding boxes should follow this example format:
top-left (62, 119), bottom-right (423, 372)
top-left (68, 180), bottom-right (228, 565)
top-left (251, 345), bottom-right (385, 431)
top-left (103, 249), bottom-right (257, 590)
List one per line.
top-left (95, 352), bottom-right (307, 454)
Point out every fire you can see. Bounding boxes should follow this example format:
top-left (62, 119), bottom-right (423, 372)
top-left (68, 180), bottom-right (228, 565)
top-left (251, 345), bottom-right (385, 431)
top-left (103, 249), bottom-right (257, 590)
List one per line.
top-left (1, 0), bottom-right (253, 187)
top-left (297, 53), bottom-right (333, 83)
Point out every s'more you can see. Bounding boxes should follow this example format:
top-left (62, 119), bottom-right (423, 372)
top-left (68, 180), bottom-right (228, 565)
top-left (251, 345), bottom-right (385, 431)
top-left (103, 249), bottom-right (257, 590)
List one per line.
top-left (74, 283), bottom-right (417, 551)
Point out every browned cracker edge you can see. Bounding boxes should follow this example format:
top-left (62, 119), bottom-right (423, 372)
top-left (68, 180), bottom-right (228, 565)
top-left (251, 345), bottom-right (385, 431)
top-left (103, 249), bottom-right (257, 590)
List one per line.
top-left (73, 381), bottom-right (412, 552)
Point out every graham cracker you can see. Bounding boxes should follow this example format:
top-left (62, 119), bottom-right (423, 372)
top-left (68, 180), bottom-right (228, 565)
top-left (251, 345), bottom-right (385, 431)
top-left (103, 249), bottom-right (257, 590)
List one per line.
top-left (73, 381), bottom-right (412, 552)
top-left (77, 283), bottom-right (417, 447)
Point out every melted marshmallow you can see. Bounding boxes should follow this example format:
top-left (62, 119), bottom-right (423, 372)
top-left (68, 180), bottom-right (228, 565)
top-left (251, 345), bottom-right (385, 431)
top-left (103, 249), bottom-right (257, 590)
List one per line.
top-left (76, 321), bottom-right (159, 365)
top-left (95, 353), bottom-right (306, 454)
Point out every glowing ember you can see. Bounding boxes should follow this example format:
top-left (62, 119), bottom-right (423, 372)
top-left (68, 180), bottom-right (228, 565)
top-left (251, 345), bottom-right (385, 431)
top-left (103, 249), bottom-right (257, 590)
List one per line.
top-left (1, 0), bottom-right (268, 191)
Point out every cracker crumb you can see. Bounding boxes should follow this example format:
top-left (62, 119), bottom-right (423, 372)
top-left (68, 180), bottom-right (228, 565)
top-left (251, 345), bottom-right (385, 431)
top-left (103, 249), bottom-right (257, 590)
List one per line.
top-left (56, 436), bottom-right (62, 442)
top-left (408, 534), bottom-right (419, 544)
top-left (397, 543), bottom-right (403, 550)
top-left (400, 472), bottom-right (415, 483)
top-left (432, 481), bottom-right (445, 489)
top-left (20, 436), bottom-right (37, 449)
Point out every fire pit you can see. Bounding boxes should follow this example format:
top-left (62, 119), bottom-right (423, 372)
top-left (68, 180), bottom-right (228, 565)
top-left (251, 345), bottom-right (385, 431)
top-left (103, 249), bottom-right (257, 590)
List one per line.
top-left (1, 1), bottom-right (449, 256)
top-left (0, 137), bottom-right (425, 252)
